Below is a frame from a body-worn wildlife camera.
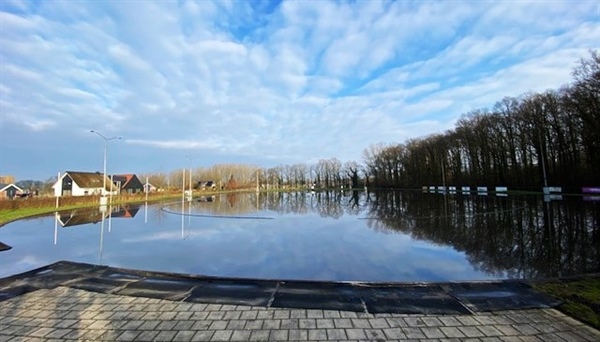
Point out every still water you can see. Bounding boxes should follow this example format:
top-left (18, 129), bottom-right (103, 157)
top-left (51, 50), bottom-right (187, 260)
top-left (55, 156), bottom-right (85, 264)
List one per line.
top-left (1, 190), bottom-right (598, 282)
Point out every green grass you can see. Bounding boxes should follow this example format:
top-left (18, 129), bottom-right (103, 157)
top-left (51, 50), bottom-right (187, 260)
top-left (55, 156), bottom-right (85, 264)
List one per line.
top-left (533, 275), bottom-right (600, 329)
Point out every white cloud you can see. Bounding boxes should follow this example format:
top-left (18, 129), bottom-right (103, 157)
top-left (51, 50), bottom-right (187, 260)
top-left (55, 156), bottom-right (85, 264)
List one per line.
top-left (0, 0), bottom-right (597, 179)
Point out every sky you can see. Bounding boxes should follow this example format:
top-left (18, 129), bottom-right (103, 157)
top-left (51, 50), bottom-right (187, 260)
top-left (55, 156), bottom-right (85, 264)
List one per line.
top-left (0, 0), bottom-right (598, 181)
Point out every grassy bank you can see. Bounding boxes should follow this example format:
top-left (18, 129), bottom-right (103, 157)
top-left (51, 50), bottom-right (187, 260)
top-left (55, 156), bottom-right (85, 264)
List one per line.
top-left (533, 275), bottom-right (600, 329)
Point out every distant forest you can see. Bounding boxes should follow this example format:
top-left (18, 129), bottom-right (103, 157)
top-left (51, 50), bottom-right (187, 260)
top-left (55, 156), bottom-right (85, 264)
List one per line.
top-left (362, 51), bottom-right (600, 189)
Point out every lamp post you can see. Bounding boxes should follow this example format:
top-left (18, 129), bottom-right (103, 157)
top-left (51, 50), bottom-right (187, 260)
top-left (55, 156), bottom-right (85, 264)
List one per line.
top-left (90, 130), bottom-right (121, 202)
top-left (185, 155), bottom-right (194, 201)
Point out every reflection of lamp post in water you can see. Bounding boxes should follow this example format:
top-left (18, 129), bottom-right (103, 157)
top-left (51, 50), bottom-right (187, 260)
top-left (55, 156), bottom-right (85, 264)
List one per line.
top-left (90, 130), bottom-right (121, 205)
top-left (185, 155), bottom-right (194, 228)
top-left (99, 212), bottom-right (105, 263)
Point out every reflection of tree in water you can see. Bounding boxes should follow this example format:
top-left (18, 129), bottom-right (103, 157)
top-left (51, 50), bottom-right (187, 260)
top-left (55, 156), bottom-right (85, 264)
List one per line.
top-left (365, 191), bottom-right (600, 279)
top-left (187, 191), bottom-right (370, 219)
top-left (166, 190), bottom-right (598, 278)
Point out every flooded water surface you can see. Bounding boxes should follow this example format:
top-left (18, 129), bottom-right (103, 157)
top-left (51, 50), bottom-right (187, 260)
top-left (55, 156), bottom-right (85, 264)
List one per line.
top-left (1, 190), bottom-right (598, 282)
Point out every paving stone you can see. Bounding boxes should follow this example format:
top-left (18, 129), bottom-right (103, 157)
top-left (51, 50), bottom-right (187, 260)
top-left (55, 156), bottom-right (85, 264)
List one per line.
top-left (289, 329), bottom-right (309, 340)
top-left (134, 330), bottom-right (159, 341)
top-left (290, 309), bottom-right (307, 319)
top-left (368, 318), bottom-right (390, 328)
top-left (326, 328), bottom-right (347, 340)
top-left (223, 311), bottom-right (242, 320)
top-left (307, 310), bottom-right (325, 319)
top-left (364, 328), bottom-right (385, 340)
top-left (226, 320), bottom-right (247, 330)
top-left (262, 319), bottom-right (281, 329)
top-left (29, 327), bottom-right (53, 338)
top-left (512, 324), bottom-right (540, 335)
top-left (230, 330), bottom-right (251, 341)
top-left (556, 331), bottom-right (592, 342)
top-left (156, 320), bottom-right (178, 330)
top-left (383, 327), bottom-right (407, 339)
top-left (299, 318), bottom-right (317, 329)
top-left (535, 333), bottom-right (568, 342)
top-left (316, 318), bottom-right (335, 329)
top-left (116, 330), bottom-right (141, 341)
top-left (191, 330), bottom-right (215, 341)
top-left (459, 326), bottom-right (486, 337)
top-left (438, 325), bottom-right (467, 338)
top-left (240, 311), bottom-right (259, 320)
top-left (191, 320), bottom-right (212, 330)
top-left (44, 328), bottom-right (71, 339)
top-left (477, 325), bottom-right (504, 337)
top-left (350, 318), bottom-right (371, 329)
top-left (249, 329), bottom-right (269, 341)
top-left (403, 327), bottom-right (427, 339)
top-left (153, 330), bottom-right (178, 342)
top-left (345, 328), bottom-right (367, 340)
top-left (256, 310), bottom-right (274, 319)
top-left (211, 330), bottom-right (233, 341)
top-left (333, 318), bottom-right (353, 328)
top-left (323, 310), bottom-right (341, 319)
top-left (244, 319), bottom-right (263, 330)
top-left (209, 320), bottom-right (228, 330)
top-left (269, 329), bottom-right (289, 341)
top-left (308, 328), bottom-right (327, 340)
top-left (421, 326), bottom-right (446, 338)
top-left (281, 318), bottom-right (299, 329)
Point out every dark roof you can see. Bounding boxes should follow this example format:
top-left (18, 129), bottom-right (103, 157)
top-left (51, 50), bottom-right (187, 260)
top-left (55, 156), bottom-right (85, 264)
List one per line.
top-left (111, 174), bottom-right (139, 189)
top-left (64, 171), bottom-right (115, 191)
top-left (0, 183), bottom-right (23, 192)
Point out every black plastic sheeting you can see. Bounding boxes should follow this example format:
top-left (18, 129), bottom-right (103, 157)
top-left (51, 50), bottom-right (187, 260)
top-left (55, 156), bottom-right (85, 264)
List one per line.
top-left (0, 261), bottom-right (561, 314)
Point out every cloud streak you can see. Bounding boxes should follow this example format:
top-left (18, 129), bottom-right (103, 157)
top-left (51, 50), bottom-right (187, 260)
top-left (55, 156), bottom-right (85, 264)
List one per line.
top-left (0, 0), bottom-right (597, 179)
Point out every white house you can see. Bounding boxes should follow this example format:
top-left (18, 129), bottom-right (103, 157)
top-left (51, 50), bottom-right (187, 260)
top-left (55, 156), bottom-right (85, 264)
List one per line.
top-left (53, 171), bottom-right (117, 197)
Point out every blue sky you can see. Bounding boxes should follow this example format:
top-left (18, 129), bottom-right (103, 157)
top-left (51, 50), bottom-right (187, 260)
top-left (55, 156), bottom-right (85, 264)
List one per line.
top-left (1, 0), bottom-right (598, 181)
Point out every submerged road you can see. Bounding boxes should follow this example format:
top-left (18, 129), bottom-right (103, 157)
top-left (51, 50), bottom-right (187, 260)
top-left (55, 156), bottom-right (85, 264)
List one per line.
top-left (0, 261), bottom-right (599, 341)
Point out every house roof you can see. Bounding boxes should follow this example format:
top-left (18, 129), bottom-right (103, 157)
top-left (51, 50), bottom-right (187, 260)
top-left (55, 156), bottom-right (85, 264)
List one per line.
top-left (111, 174), bottom-right (139, 189)
top-left (0, 183), bottom-right (23, 192)
top-left (63, 171), bottom-right (115, 191)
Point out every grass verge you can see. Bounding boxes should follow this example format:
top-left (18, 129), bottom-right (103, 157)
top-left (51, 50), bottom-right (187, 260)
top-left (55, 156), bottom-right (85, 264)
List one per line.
top-left (533, 275), bottom-right (600, 329)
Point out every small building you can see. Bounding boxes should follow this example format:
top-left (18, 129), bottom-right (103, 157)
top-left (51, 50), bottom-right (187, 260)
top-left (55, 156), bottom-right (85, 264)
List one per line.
top-left (111, 174), bottom-right (144, 194)
top-left (52, 171), bottom-right (116, 197)
top-left (143, 183), bottom-right (157, 192)
top-left (195, 181), bottom-right (217, 191)
top-left (0, 183), bottom-right (23, 200)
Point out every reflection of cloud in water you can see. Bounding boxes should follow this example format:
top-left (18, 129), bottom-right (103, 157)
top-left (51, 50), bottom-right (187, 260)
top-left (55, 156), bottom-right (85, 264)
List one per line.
top-left (120, 229), bottom-right (220, 243)
top-left (4, 191), bottom-right (558, 281)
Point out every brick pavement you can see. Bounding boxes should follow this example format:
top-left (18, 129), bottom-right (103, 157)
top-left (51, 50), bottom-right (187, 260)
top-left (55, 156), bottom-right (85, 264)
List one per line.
top-left (1, 286), bottom-right (599, 341)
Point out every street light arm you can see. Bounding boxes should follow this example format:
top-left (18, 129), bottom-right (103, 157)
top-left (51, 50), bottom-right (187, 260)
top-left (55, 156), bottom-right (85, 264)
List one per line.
top-left (90, 130), bottom-right (121, 141)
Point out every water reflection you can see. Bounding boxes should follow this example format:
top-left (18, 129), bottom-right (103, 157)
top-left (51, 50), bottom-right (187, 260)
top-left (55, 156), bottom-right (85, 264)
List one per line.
top-left (53, 205), bottom-right (141, 248)
top-left (1, 191), bottom-right (598, 281)
top-left (363, 192), bottom-right (599, 279)
top-left (173, 190), bottom-right (600, 279)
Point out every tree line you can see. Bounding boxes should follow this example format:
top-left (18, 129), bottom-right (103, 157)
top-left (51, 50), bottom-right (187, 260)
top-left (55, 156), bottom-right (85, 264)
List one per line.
top-left (363, 51), bottom-right (600, 189)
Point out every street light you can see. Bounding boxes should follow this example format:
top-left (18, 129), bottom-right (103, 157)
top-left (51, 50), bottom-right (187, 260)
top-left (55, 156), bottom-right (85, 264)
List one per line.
top-left (185, 155), bottom-right (194, 201)
top-left (90, 130), bottom-right (121, 201)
